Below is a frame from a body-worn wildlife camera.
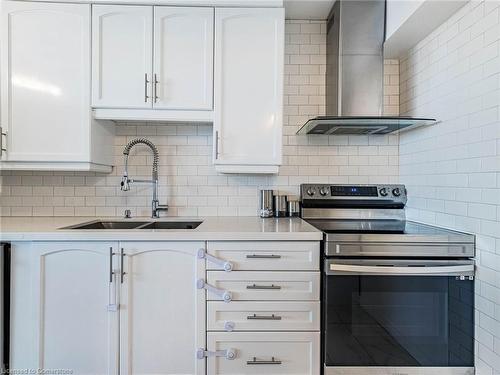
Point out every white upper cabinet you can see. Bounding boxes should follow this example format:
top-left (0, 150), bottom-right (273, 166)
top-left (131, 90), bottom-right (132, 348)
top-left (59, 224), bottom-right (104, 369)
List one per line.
top-left (0, 1), bottom-right (114, 172)
top-left (154, 7), bottom-right (214, 110)
top-left (1, 1), bottom-right (284, 173)
top-left (92, 5), bottom-right (214, 121)
top-left (92, 5), bottom-right (153, 108)
top-left (19, 0), bottom-right (283, 5)
top-left (213, 8), bottom-right (284, 174)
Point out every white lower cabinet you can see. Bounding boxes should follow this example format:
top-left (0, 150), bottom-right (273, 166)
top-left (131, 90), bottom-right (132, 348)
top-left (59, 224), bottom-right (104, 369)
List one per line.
top-left (207, 241), bottom-right (320, 271)
top-left (207, 271), bottom-right (320, 301)
top-left (10, 241), bottom-right (205, 375)
top-left (10, 240), bottom-right (320, 374)
top-left (205, 241), bottom-right (321, 375)
top-left (207, 332), bottom-right (320, 375)
top-left (10, 242), bottom-right (118, 373)
top-left (207, 301), bottom-right (320, 331)
top-left (119, 241), bottom-right (206, 375)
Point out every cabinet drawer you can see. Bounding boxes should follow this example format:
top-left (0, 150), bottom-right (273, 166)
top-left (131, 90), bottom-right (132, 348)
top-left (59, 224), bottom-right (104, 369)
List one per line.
top-left (207, 331), bottom-right (320, 375)
top-left (207, 241), bottom-right (320, 271)
top-left (206, 271), bottom-right (320, 301)
top-left (207, 301), bottom-right (320, 331)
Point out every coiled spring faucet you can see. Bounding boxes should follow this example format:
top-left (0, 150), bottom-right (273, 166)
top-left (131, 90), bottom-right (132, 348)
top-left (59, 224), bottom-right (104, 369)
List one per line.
top-left (121, 138), bottom-right (168, 218)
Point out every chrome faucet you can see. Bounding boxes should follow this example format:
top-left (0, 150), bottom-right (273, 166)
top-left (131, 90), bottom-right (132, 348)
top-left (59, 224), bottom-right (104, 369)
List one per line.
top-left (120, 138), bottom-right (168, 218)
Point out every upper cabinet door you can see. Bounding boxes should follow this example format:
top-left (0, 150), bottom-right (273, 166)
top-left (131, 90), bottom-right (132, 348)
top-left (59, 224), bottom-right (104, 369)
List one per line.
top-left (153, 7), bottom-right (214, 110)
top-left (92, 5), bottom-right (153, 108)
top-left (214, 8), bottom-right (284, 173)
top-left (0, 1), bottom-right (91, 162)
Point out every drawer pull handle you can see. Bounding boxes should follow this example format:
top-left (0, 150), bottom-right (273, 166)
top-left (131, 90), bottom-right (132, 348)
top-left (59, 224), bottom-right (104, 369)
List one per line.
top-left (247, 313), bottom-right (282, 320)
top-left (246, 254), bottom-right (281, 259)
top-left (247, 357), bottom-right (282, 365)
top-left (246, 284), bottom-right (281, 290)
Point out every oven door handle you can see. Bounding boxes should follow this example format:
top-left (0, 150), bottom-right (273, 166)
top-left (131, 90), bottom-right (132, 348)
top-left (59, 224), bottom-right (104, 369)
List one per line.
top-left (328, 263), bottom-right (474, 277)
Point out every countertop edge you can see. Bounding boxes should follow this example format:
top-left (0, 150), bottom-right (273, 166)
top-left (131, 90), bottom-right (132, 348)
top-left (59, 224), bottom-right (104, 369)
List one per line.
top-left (0, 216), bottom-right (323, 242)
top-left (0, 232), bottom-right (323, 242)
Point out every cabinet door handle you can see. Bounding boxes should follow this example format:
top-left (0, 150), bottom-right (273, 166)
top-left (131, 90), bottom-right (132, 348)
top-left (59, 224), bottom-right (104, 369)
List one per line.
top-left (109, 247), bottom-right (115, 283)
top-left (153, 74), bottom-right (159, 103)
top-left (246, 254), bottom-right (281, 259)
top-left (144, 73), bottom-right (149, 103)
top-left (247, 314), bottom-right (281, 320)
top-left (0, 127), bottom-right (6, 157)
top-left (108, 247), bottom-right (119, 312)
top-left (120, 248), bottom-right (126, 284)
top-left (246, 284), bottom-right (281, 290)
top-left (215, 130), bottom-right (219, 159)
top-left (247, 357), bottom-right (282, 365)
top-left (107, 270), bottom-right (119, 312)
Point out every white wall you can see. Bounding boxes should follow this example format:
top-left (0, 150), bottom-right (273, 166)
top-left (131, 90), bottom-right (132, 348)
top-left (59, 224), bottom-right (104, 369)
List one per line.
top-left (386, 0), bottom-right (424, 39)
top-left (399, 1), bottom-right (500, 373)
top-left (385, 0), bottom-right (469, 58)
top-left (0, 20), bottom-right (400, 217)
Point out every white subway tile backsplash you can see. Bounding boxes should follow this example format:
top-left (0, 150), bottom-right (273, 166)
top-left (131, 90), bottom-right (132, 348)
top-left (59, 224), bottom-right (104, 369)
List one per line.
top-left (400, 1), bottom-right (500, 372)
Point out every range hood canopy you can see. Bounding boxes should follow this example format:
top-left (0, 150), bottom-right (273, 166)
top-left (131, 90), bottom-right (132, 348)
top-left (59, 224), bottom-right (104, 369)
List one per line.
top-left (297, 0), bottom-right (437, 135)
top-left (297, 116), bottom-right (436, 135)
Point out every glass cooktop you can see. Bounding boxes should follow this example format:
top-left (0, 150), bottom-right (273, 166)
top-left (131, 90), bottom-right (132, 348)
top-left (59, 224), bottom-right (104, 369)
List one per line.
top-left (306, 219), bottom-right (407, 234)
top-left (305, 218), bottom-right (475, 257)
top-left (305, 219), bottom-right (476, 237)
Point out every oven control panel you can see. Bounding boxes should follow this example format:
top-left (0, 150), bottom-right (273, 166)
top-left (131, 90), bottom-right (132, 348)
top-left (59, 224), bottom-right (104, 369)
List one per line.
top-left (300, 184), bottom-right (407, 204)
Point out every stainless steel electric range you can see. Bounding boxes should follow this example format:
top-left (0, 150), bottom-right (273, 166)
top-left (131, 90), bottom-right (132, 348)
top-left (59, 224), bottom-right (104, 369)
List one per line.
top-left (300, 184), bottom-right (476, 375)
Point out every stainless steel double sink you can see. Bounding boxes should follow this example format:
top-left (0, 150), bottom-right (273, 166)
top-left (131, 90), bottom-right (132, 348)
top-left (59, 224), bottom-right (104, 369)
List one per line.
top-left (61, 220), bottom-right (202, 230)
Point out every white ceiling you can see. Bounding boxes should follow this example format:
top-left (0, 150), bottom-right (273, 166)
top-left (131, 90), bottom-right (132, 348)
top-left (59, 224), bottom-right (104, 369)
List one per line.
top-left (284, 0), bottom-right (335, 20)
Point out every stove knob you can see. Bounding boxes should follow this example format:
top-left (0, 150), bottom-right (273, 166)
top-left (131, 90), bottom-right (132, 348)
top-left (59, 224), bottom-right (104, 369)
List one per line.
top-left (307, 188), bottom-right (315, 196)
top-left (392, 188), bottom-right (401, 197)
top-left (379, 188), bottom-right (388, 197)
top-left (319, 188), bottom-right (329, 196)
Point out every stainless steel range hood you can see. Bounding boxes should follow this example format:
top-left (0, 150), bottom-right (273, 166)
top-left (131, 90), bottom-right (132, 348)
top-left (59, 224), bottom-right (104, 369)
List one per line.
top-left (296, 0), bottom-right (436, 135)
top-left (299, 116), bottom-right (437, 135)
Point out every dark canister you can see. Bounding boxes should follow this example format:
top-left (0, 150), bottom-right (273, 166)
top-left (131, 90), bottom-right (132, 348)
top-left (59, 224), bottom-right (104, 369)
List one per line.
top-left (274, 195), bottom-right (288, 217)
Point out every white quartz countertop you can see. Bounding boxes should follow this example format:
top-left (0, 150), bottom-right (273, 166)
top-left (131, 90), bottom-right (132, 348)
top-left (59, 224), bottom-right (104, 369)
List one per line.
top-left (0, 216), bottom-right (322, 242)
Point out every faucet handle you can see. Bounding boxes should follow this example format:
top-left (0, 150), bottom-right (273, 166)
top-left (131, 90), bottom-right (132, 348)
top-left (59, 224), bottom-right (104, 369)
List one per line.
top-left (124, 209), bottom-right (132, 219)
top-left (121, 176), bottom-right (130, 191)
top-left (152, 201), bottom-right (169, 218)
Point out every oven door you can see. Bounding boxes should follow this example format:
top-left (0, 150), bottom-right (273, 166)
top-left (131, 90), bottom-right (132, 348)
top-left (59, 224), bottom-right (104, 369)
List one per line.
top-left (324, 259), bottom-right (475, 374)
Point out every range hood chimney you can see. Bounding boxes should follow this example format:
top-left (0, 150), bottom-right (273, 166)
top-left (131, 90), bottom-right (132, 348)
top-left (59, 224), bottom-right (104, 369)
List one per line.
top-left (297, 0), bottom-right (436, 136)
